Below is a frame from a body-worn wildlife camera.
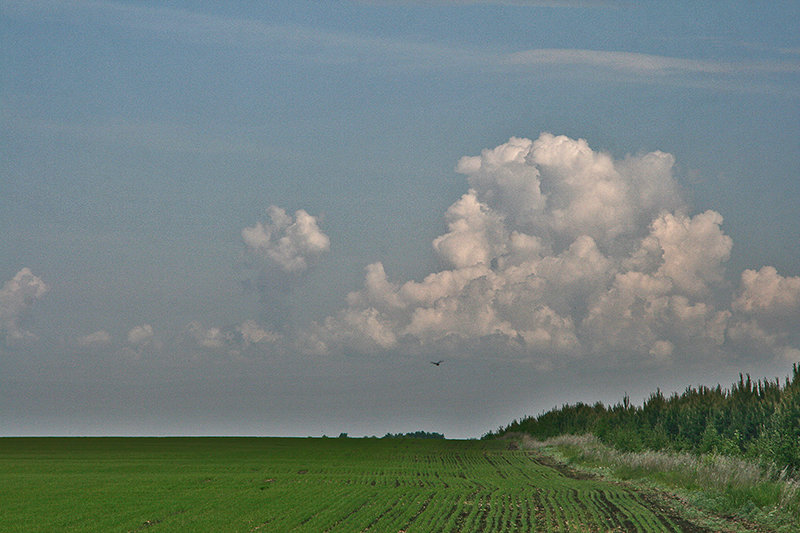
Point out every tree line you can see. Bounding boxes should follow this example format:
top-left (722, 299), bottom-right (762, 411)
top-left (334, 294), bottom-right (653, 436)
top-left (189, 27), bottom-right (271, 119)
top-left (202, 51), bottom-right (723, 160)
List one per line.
top-left (333, 431), bottom-right (445, 439)
top-left (382, 431), bottom-right (445, 440)
top-left (491, 363), bottom-right (800, 473)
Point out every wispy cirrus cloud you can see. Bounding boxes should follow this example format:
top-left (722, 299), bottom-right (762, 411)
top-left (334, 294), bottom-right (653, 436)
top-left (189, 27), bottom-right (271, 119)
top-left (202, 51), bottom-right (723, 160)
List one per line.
top-left (4, 0), bottom-right (478, 67)
top-left (502, 48), bottom-right (799, 75)
top-left (355, 1), bottom-right (621, 6)
top-left (6, 0), bottom-right (798, 89)
top-left (498, 49), bottom-right (799, 96)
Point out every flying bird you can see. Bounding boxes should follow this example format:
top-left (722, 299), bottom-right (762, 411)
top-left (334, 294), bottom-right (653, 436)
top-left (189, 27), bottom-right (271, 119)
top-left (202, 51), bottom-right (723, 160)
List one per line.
top-left (430, 360), bottom-right (443, 366)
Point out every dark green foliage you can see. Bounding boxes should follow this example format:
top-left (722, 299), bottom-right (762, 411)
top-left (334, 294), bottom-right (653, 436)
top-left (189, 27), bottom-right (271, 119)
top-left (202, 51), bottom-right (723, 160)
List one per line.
top-left (757, 370), bottom-right (800, 472)
top-left (382, 430), bottom-right (445, 439)
top-left (494, 364), bottom-right (800, 474)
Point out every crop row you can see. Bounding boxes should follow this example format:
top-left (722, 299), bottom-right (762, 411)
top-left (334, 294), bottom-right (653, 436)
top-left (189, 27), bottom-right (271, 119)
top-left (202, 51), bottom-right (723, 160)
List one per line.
top-left (249, 483), bottom-right (676, 532)
top-left (1, 437), bottom-right (688, 531)
top-left (235, 444), bottom-right (683, 532)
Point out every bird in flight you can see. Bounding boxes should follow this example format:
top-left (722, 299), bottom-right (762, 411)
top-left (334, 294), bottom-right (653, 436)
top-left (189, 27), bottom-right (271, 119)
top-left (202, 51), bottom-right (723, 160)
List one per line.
top-left (430, 360), bottom-right (443, 366)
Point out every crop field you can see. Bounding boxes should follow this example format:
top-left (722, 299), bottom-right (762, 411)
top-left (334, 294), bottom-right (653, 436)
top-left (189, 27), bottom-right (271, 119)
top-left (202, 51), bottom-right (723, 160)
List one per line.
top-left (1, 437), bottom-right (705, 532)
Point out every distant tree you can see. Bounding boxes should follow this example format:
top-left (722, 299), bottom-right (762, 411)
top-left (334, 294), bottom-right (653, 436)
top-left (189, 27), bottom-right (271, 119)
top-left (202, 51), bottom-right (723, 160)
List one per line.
top-left (382, 431), bottom-right (444, 439)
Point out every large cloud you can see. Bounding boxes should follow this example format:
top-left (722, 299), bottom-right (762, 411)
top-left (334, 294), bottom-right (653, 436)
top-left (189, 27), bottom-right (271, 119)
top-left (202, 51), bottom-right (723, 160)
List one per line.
top-left (302, 133), bottom-right (798, 366)
top-left (0, 268), bottom-right (49, 344)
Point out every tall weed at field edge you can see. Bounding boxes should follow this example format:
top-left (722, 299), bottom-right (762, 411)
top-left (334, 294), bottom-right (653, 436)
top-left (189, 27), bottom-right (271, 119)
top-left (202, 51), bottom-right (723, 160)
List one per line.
top-left (524, 434), bottom-right (800, 531)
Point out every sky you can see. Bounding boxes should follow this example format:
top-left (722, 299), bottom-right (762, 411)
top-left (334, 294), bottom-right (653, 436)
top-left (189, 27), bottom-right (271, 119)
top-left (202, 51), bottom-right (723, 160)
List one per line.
top-left (2, 1), bottom-right (799, 439)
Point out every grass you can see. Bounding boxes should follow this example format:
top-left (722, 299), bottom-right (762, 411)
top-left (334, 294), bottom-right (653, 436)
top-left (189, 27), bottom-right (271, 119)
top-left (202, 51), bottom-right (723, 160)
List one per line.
top-left (525, 434), bottom-right (800, 533)
top-left (0, 436), bottom-right (720, 532)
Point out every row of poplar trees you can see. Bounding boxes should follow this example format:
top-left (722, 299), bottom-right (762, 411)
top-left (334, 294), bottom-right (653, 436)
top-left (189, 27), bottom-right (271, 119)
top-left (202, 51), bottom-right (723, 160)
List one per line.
top-left (495, 364), bottom-right (800, 474)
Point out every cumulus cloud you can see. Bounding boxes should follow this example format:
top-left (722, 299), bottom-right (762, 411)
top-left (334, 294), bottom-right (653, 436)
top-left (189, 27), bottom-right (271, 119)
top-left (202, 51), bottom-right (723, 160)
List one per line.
top-left (302, 133), bottom-right (798, 367)
top-left (185, 321), bottom-right (229, 350)
top-left (182, 320), bottom-right (281, 356)
top-left (432, 190), bottom-right (507, 269)
top-left (123, 324), bottom-right (165, 359)
top-left (733, 266), bottom-right (800, 318)
top-left (647, 210), bottom-right (732, 297)
top-left (127, 324), bottom-right (155, 346)
top-left (0, 268), bottom-right (49, 344)
top-left (242, 206), bottom-right (331, 327)
top-left (242, 206), bottom-right (330, 273)
top-left (237, 319), bottom-right (281, 345)
top-left (76, 330), bottom-right (113, 348)
top-left (728, 267), bottom-right (800, 361)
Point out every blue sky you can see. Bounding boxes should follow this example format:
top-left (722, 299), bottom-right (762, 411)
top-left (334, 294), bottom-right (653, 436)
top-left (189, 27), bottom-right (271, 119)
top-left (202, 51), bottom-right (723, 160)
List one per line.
top-left (2, 1), bottom-right (799, 438)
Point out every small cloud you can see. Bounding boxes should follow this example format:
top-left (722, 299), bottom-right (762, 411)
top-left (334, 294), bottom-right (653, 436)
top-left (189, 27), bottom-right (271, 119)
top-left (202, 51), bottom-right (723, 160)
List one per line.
top-left (242, 206), bottom-right (330, 273)
top-left (242, 206), bottom-right (331, 328)
top-left (185, 321), bottom-right (232, 350)
top-left (237, 319), bottom-right (281, 345)
top-left (76, 330), bottom-right (112, 348)
top-left (127, 324), bottom-right (155, 346)
top-left (649, 340), bottom-right (674, 363)
top-left (182, 320), bottom-right (281, 356)
top-left (0, 268), bottom-right (49, 344)
top-left (503, 49), bottom-right (731, 74)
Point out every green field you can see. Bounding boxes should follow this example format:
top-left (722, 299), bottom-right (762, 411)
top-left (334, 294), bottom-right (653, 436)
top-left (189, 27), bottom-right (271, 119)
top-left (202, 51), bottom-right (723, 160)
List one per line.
top-left (2, 437), bottom-right (706, 532)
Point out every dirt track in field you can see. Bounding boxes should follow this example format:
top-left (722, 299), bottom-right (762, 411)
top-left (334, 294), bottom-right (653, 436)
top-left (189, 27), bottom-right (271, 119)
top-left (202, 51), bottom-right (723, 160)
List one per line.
top-left (517, 435), bottom-right (765, 533)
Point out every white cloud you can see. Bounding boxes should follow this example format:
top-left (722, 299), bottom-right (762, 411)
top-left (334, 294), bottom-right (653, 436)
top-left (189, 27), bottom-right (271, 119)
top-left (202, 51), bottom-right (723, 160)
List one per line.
top-left (0, 268), bottom-right (49, 343)
top-left (76, 330), bottom-right (112, 348)
top-left (243, 206), bottom-right (330, 273)
top-left (733, 266), bottom-right (800, 318)
top-left (432, 190), bottom-right (507, 269)
top-left (648, 210), bottom-right (732, 297)
top-left (185, 322), bottom-right (230, 350)
top-left (182, 320), bottom-right (282, 356)
top-left (358, 1), bottom-right (619, 6)
top-left (459, 133), bottom-right (686, 252)
top-left (8, 2), bottom-right (796, 93)
top-left (503, 49), bottom-right (733, 74)
top-left (456, 136), bottom-right (546, 230)
top-left (302, 133), bottom-right (798, 367)
top-left (237, 320), bottom-right (281, 345)
top-left (127, 324), bottom-right (154, 346)
top-left (727, 267), bottom-right (800, 359)
top-left (502, 49), bottom-right (800, 76)
top-left (649, 340), bottom-right (674, 362)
